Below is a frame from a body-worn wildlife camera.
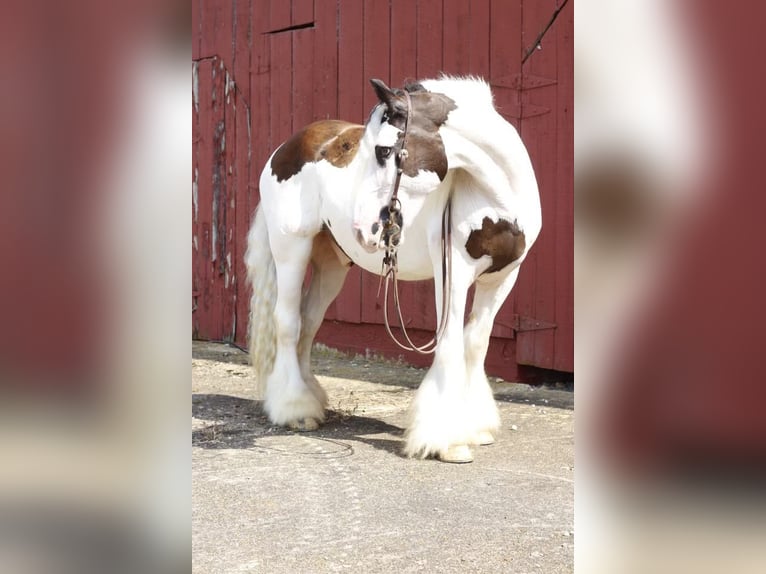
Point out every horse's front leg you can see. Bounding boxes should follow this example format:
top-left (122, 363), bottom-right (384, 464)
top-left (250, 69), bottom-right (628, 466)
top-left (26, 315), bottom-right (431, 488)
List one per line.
top-left (463, 266), bottom-right (521, 446)
top-left (404, 243), bottom-right (476, 463)
top-left (265, 232), bottom-right (326, 431)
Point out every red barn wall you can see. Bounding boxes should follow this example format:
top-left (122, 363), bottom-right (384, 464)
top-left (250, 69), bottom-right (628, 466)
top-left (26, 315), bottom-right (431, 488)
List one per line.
top-left (192, 0), bottom-right (573, 381)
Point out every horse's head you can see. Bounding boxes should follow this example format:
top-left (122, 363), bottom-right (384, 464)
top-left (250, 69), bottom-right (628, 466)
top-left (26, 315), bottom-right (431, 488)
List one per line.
top-left (353, 78), bottom-right (457, 252)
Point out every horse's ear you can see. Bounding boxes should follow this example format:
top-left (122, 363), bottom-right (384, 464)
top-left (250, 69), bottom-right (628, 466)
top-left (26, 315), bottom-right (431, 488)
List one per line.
top-left (370, 78), bottom-right (395, 107)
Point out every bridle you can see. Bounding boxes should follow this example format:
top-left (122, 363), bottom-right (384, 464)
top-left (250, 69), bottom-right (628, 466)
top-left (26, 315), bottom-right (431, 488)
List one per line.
top-left (379, 90), bottom-right (453, 354)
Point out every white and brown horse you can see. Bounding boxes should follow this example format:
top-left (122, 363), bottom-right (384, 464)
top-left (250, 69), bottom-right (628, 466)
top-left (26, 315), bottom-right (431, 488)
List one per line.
top-left (246, 76), bottom-right (541, 462)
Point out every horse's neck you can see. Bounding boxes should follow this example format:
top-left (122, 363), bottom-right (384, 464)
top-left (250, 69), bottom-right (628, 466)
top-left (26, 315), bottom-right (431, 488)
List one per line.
top-left (442, 121), bottom-right (540, 224)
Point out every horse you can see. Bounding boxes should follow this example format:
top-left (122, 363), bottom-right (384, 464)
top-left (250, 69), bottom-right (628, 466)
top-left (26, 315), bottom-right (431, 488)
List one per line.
top-left (245, 76), bottom-right (541, 463)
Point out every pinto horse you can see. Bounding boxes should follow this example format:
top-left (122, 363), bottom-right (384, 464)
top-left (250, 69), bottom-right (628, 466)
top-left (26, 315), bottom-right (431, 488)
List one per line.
top-left (246, 76), bottom-right (541, 462)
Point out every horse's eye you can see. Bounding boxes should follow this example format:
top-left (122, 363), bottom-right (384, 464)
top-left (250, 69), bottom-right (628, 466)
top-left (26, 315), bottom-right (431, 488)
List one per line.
top-left (376, 146), bottom-right (393, 165)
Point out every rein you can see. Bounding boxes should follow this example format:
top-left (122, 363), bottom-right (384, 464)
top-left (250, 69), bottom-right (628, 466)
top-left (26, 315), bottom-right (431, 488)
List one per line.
top-left (379, 91), bottom-right (453, 355)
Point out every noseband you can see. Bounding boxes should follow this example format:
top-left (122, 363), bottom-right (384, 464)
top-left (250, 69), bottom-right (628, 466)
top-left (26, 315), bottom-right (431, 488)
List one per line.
top-left (379, 90), bottom-right (453, 354)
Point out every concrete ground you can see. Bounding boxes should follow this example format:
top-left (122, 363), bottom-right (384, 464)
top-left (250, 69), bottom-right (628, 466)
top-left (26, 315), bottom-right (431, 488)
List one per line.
top-left (192, 341), bottom-right (573, 574)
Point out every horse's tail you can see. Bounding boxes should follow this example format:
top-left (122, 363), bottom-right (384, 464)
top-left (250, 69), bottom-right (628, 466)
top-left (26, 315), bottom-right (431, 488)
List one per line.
top-left (245, 205), bottom-right (276, 396)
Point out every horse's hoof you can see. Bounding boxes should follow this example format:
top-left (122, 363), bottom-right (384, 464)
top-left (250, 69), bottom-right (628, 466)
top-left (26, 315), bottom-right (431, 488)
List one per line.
top-left (476, 431), bottom-right (495, 446)
top-left (439, 445), bottom-right (474, 463)
top-left (288, 417), bottom-right (319, 432)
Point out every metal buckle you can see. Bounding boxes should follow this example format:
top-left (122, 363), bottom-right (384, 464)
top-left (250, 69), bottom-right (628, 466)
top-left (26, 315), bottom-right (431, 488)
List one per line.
top-left (379, 200), bottom-right (403, 248)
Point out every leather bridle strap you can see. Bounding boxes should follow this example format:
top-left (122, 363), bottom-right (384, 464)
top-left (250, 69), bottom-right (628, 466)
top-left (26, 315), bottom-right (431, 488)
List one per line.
top-left (380, 90), bottom-right (453, 355)
top-left (382, 197), bottom-right (452, 354)
top-left (388, 91), bottom-right (413, 211)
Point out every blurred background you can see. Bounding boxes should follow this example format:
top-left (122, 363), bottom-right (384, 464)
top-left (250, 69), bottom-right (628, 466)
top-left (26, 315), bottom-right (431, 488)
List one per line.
top-left (576, 1), bottom-right (766, 572)
top-left (0, 0), bottom-right (189, 572)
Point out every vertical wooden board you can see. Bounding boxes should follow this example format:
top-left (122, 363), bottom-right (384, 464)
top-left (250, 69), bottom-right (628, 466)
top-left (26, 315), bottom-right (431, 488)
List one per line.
top-left (251, 0), bottom-right (270, 34)
top-left (337, 0), bottom-right (364, 122)
top-left (195, 58), bottom-right (214, 338)
top-left (520, 0), bottom-right (557, 57)
top-left (192, 0), bottom-right (201, 59)
top-left (468, 0), bottom-right (490, 78)
top-left (410, 279), bottom-right (438, 331)
top-left (214, 7), bottom-right (237, 341)
top-left (359, 0), bottom-right (391, 325)
top-left (214, 59), bottom-right (232, 341)
top-left (416, 0), bottom-right (443, 79)
top-left (489, 0), bottom-right (522, 74)
top-left (221, 66), bottom-right (239, 342)
top-left (313, 1), bottom-right (340, 320)
top-left (488, 0), bottom-right (521, 121)
top-left (292, 28), bottom-right (315, 130)
top-left (442, 0), bottom-right (471, 75)
top-left (240, 2), bottom-right (272, 345)
top-left (490, 296), bottom-right (516, 339)
top-left (485, 337), bottom-right (521, 382)
top-left (313, 1), bottom-right (339, 318)
top-left (233, 81), bottom-right (253, 345)
top-left (193, 61), bottom-right (202, 336)
top-left (334, 266), bottom-right (364, 324)
top-left (292, 0), bottom-right (314, 25)
top-left (529, 7), bottom-right (563, 369)
top-left (269, 33), bottom-right (293, 149)
top-left (517, 0), bottom-right (560, 368)
top-left (251, 1), bottom-right (272, 182)
top-left (221, 1), bottom-right (236, 74)
top-left (232, 126), bottom-right (250, 344)
top-left (485, 0), bottom-right (525, 355)
top-left (269, 0), bottom-right (291, 32)
top-left (313, 0), bottom-right (339, 121)
top-left (552, 0), bottom-right (573, 371)
top-left (362, 0), bottom-right (391, 97)
top-left (200, 0), bottom-right (226, 57)
top-left (198, 58), bottom-right (229, 340)
top-left (333, 0), bottom-right (364, 323)
top-left (228, 1), bottom-right (253, 344)
top-left (390, 0), bottom-right (418, 86)
top-left (232, 0), bottom-right (252, 104)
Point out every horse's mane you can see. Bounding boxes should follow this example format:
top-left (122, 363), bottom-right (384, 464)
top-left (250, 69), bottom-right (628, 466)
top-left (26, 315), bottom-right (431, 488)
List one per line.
top-left (420, 75), bottom-right (495, 109)
top-left (398, 76), bottom-right (494, 108)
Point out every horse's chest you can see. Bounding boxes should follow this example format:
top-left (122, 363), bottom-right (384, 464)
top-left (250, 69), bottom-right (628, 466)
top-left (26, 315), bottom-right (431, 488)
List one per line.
top-left (325, 220), bottom-right (433, 280)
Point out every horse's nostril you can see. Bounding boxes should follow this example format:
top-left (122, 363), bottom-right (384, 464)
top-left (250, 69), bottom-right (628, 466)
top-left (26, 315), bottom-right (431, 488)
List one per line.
top-left (371, 222), bottom-right (380, 235)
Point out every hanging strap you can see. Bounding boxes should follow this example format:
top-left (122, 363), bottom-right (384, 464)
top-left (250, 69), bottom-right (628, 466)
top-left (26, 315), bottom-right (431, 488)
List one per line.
top-left (380, 196), bottom-right (452, 354)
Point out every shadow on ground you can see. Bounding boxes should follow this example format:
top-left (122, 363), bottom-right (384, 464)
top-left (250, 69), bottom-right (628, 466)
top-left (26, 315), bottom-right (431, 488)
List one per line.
top-left (192, 393), bottom-right (406, 457)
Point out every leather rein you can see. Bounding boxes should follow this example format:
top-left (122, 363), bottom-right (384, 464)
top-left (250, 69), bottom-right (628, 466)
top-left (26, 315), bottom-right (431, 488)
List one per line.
top-left (379, 91), bottom-right (453, 354)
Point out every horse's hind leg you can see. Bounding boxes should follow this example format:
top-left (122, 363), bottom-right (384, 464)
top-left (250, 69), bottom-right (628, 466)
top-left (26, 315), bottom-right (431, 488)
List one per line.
top-left (463, 266), bottom-right (521, 445)
top-left (264, 232), bottom-right (325, 430)
top-left (297, 230), bottom-right (351, 402)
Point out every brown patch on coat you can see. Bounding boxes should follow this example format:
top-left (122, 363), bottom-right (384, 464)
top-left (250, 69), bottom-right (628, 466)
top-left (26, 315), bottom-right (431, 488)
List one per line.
top-left (397, 90), bottom-right (457, 180)
top-left (373, 82), bottom-right (457, 181)
top-left (271, 120), bottom-right (365, 182)
top-left (465, 217), bottom-right (527, 273)
top-left (319, 125), bottom-right (365, 168)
